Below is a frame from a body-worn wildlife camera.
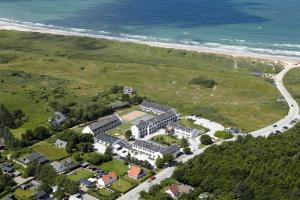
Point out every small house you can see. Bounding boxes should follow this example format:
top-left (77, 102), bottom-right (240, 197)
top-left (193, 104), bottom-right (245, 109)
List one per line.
top-left (21, 152), bottom-right (48, 165)
top-left (165, 184), bottom-right (194, 199)
top-left (54, 139), bottom-right (67, 149)
top-left (128, 165), bottom-right (145, 180)
top-left (97, 172), bottom-right (118, 187)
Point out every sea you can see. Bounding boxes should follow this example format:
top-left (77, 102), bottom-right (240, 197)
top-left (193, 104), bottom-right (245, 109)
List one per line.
top-left (0, 0), bottom-right (300, 58)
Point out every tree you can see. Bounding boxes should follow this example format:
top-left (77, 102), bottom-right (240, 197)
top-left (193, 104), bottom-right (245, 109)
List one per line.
top-left (23, 162), bottom-right (37, 178)
top-left (183, 147), bottom-right (191, 154)
top-left (36, 164), bottom-right (57, 185)
top-left (180, 138), bottom-right (189, 148)
top-left (125, 130), bottom-right (132, 140)
top-left (72, 152), bottom-right (82, 162)
top-left (33, 126), bottom-right (51, 140)
top-left (163, 153), bottom-right (174, 163)
top-left (155, 157), bottom-right (165, 169)
top-left (200, 135), bottom-right (213, 145)
top-left (0, 171), bottom-right (15, 193)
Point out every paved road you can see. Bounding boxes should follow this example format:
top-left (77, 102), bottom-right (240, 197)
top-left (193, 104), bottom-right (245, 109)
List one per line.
top-left (117, 62), bottom-right (300, 200)
top-left (250, 63), bottom-right (300, 137)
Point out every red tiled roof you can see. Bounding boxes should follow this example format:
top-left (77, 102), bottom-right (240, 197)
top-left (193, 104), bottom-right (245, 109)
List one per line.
top-left (101, 172), bottom-right (117, 185)
top-left (168, 185), bottom-right (180, 197)
top-left (128, 165), bottom-right (142, 178)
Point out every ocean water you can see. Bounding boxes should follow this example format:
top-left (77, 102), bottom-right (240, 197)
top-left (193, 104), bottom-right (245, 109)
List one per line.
top-left (0, 0), bottom-right (300, 57)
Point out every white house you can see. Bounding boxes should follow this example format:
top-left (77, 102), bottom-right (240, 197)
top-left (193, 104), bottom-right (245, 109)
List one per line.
top-left (97, 172), bottom-right (118, 187)
top-left (131, 111), bottom-right (178, 139)
top-left (82, 114), bottom-right (123, 135)
top-left (167, 123), bottom-right (199, 139)
top-left (131, 140), bottom-right (180, 162)
top-left (140, 100), bottom-right (177, 115)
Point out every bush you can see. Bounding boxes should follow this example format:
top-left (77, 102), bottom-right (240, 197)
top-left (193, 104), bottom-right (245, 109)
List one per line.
top-left (200, 135), bottom-right (213, 145)
top-left (189, 77), bottom-right (216, 88)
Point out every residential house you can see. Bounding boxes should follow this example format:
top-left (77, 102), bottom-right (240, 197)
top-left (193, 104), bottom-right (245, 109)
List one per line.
top-left (82, 114), bottom-right (123, 136)
top-left (36, 191), bottom-right (53, 200)
top-left (1, 162), bottom-right (14, 174)
top-left (167, 123), bottom-right (199, 139)
top-left (80, 179), bottom-right (95, 188)
top-left (54, 139), bottom-right (67, 149)
top-left (69, 192), bottom-right (99, 200)
top-left (31, 180), bottom-right (41, 189)
top-left (165, 184), bottom-right (194, 199)
top-left (21, 152), bottom-right (49, 165)
top-left (123, 86), bottom-right (136, 95)
top-left (140, 100), bottom-right (177, 115)
top-left (127, 165), bottom-right (145, 180)
top-left (131, 140), bottom-right (180, 161)
top-left (49, 112), bottom-right (67, 126)
top-left (50, 158), bottom-right (80, 173)
top-left (131, 110), bottom-right (178, 139)
top-left (97, 172), bottom-right (118, 187)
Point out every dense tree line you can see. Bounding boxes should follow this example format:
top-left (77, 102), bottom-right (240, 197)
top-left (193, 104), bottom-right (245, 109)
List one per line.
top-left (0, 104), bottom-right (26, 128)
top-left (172, 123), bottom-right (300, 200)
top-left (0, 171), bottom-right (15, 194)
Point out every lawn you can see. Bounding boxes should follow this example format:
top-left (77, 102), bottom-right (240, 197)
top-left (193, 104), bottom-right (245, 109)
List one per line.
top-left (107, 123), bottom-right (133, 137)
top-left (0, 30), bottom-right (288, 132)
top-left (68, 169), bottom-right (94, 182)
top-left (98, 159), bottom-right (129, 176)
top-left (151, 135), bottom-right (181, 146)
top-left (111, 178), bottom-right (137, 193)
top-left (31, 141), bottom-right (69, 161)
top-left (14, 189), bottom-right (34, 199)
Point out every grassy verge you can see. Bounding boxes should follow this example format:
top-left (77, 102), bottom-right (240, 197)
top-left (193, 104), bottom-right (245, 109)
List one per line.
top-left (284, 67), bottom-right (300, 106)
top-left (179, 118), bottom-right (208, 132)
top-left (0, 30), bottom-right (288, 132)
top-left (14, 189), bottom-right (34, 199)
top-left (31, 141), bottom-right (69, 161)
top-left (151, 135), bottom-right (181, 146)
top-left (68, 169), bottom-right (94, 182)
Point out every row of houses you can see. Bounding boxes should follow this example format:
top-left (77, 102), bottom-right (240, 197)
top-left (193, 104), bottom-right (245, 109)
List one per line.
top-left (131, 110), bottom-right (178, 139)
top-left (82, 114), bottom-right (123, 136)
top-left (132, 140), bottom-right (180, 160)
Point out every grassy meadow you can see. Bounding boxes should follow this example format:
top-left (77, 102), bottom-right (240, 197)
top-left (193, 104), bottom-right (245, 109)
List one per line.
top-left (284, 67), bottom-right (300, 105)
top-left (0, 30), bottom-right (289, 133)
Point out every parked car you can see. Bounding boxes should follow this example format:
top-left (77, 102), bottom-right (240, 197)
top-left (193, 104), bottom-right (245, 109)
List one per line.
top-left (148, 176), bottom-right (156, 183)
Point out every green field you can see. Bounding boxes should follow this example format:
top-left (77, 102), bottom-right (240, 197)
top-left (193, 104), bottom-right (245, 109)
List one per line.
top-left (98, 159), bottom-right (129, 176)
top-left (151, 135), bottom-right (181, 146)
top-left (32, 141), bottom-right (69, 161)
top-left (111, 178), bottom-right (136, 193)
top-left (68, 169), bottom-right (94, 182)
top-left (14, 189), bottom-right (34, 199)
top-left (107, 123), bottom-right (133, 137)
top-left (284, 67), bottom-right (300, 105)
top-left (0, 30), bottom-right (288, 132)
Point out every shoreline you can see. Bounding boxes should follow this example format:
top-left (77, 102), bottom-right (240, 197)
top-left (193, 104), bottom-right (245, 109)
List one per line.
top-left (0, 20), bottom-right (300, 64)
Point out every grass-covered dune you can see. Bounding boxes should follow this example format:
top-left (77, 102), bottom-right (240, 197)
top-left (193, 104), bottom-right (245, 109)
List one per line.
top-left (284, 67), bottom-right (300, 105)
top-left (0, 30), bottom-right (288, 134)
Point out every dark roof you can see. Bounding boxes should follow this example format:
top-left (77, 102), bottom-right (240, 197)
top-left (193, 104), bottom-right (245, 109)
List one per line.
top-left (136, 120), bottom-right (151, 130)
top-left (88, 115), bottom-right (121, 131)
top-left (135, 111), bottom-right (177, 131)
top-left (96, 133), bottom-right (120, 144)
top-left (141, 100), bottom-right (173, 113)
top-left (133, 140), bottom-right (167, 153)
top-left (116, 140), bottom-right (132, 150)
top-left (36, 191), bottom-right (52, 200)
top-left (168, 123), bottom-right (196, 132)
top-left (148, 111), bottom-right (177, 124)
top-left (80, 179), bottom-right (93, 186)
top-left (25, 152), bottom-right (48, 164)
top-left (162, 144), bottom-right (180, 155)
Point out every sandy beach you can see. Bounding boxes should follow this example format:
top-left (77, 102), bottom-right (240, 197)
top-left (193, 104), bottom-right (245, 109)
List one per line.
top-left (0, 20), bottom-right (299, 64)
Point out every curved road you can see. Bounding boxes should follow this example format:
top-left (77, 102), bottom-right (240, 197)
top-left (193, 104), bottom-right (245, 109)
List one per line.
top-left (118, 62), bottom-right (300, 200)
top-left (250, 63), bottom-right (300, 137)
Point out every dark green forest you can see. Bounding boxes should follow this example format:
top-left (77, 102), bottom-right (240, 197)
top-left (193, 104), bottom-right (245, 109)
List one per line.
top-left (172, 124), bottom-right (300, 200)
